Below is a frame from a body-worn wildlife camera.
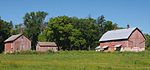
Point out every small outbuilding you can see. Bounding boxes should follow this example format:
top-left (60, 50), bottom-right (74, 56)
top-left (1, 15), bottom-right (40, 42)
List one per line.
top-left (36, 42), bottom-right (58, 52)
top-left (4, 34), bottom-right (31, 53)
top-left (99, 27), bottom-right (145, 52)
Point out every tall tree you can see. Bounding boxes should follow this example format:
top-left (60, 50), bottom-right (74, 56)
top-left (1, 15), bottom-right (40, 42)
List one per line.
top-left (12, 23), bottom-right (25, 34)
top-left (38, 16), bottom-right (86, 50)
top-left (72, 18), bottom-right (100, 50)
top-left (23, 11), bottom-right (48, 50)
top-left (97, 15), bottom-right (105, 36)
top-left (97, 15), bottom-right (118, 34)
top-left (97, 15), bottom-right (105, 25)
top-left (39, 15), bottom-right (119, 50)
top-left (144, 34), bottom-right (150, 49)
top-left (0, 17), bottom-right (13, 52)
top-left (103, 21), bottom-right (118, 32)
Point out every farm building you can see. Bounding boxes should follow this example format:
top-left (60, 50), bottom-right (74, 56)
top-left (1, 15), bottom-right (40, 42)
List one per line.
top-left (36, 42), bottom-right (58, 52)
top-left (98, 27), bottom-right (145, 52)
top-left (4, 34), bottom-right (31, 53)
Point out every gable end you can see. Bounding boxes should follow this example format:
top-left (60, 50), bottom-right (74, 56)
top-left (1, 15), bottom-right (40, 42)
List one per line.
top-left (128, 28), bottom-right (146, 40)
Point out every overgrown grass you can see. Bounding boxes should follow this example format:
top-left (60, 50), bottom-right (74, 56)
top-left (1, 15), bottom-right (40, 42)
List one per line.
top-left (4, 50), bottom-right (57, 55)
top-left (0, 51), bottom-right (150, 70)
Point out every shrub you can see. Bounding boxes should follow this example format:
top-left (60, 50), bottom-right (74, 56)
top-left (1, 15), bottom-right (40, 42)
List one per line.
top-left (5, 50), bottom-right (58, 55)
top-left (145, 46), bottom-right (150, 51)
top-left (10, 50), bottom-right (38, 54)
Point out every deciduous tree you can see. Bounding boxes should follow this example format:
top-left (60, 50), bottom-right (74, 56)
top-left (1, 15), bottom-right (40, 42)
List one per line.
top-left (23, 11), bottom-right (48, 50)
top-left (0, 17), bottom-right (13, 52)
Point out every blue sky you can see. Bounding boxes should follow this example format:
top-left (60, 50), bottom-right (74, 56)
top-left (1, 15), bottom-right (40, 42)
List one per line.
top-left (0, 0), bottom-right (150, 34)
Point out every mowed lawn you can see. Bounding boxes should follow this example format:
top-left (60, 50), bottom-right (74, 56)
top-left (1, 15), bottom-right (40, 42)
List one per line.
top-left (0, 51), bottom-right (150, 70)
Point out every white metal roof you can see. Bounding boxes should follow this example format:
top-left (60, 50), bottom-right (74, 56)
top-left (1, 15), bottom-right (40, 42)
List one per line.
top-left (99, 27), bottom-right (137, 42)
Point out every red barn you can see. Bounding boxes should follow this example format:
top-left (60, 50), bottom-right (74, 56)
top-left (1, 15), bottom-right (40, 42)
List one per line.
top-left (4, 34), bottom-right (31, 53)
top-left (36, 42), bottom-right (58, 52)
top-left (99, 27), bottom-right (145, 52)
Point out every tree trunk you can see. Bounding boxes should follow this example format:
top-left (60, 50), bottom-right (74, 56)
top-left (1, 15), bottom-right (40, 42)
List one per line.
top-left (88, 45), bottom-right (91, 51)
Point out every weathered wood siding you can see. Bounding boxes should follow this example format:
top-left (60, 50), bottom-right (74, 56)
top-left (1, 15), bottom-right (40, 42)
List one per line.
top-left (128, 29), bottom-right (145, 51)
top-left (100, 40), bottom-right (128, 51)
top-left (5, 42), bottom-right (13, 53)
top-left (5, 35), bottom-right (31, 53)
top-left (13, 35), bottom-right (31, 51)
top-left (36, 45), bottom-right (58, 52)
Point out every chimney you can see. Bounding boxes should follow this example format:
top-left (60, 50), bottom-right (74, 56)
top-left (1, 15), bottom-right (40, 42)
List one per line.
top-left (127, 24), bottom-right (130, 29)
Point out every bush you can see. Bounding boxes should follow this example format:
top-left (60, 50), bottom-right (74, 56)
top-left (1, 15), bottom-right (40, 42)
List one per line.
top-left (145, 46), bottom-right (150, 51)
top-left (47, 49), bottom-right (56, 53)
top-left (10, 50), bottom-right (38, 54)
top-left (5, 50), bottom-right (57, 55)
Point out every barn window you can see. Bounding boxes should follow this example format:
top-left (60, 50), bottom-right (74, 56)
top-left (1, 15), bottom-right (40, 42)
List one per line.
top-left (104, 47), bottom-right (108, 50)
top-left (102, 46), bottom-right (109, 50)
top-left (116, 47), bottom-right (121, 51)
top-left (114, 44), bottom-right (122, 51)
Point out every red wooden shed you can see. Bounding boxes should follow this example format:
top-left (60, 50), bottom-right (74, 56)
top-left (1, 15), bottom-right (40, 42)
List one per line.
top-left (36, 42), bottom-right (58, 52)
top-left (4, 34), bottom-right (31, 53)
top-left (99, 27), bottom-right (145, 52)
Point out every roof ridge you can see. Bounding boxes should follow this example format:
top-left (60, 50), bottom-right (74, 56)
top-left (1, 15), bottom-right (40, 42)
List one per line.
top-left (108, 27), bottom-right (137, 32)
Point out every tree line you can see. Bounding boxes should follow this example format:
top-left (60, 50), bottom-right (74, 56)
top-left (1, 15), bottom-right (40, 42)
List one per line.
top-left (0, 11), bottom-right (150, 52)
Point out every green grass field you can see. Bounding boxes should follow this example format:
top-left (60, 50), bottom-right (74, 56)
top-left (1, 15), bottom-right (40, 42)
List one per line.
top-left (0, 51), bottom-right (150, 70)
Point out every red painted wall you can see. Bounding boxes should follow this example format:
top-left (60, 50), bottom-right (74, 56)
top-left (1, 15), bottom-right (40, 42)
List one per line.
top-left (5, 42), bottom-right (13, 53)
top-left (5, 35), bottom-right (31, 53)
top-left (100, 40), bottom-right (127, 48)
top-left (128, 29), bottom-right (145, 51)
top-left (100, 40), bottom-right (128, 51)
top-left (13, 35), bottom-right (31, 51)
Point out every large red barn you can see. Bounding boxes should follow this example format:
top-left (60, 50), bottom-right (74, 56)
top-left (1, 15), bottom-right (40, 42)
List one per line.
top-left (4, 34), bottom-right (31, 53)
top-left (98, 27), bottom-right (145, 52)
